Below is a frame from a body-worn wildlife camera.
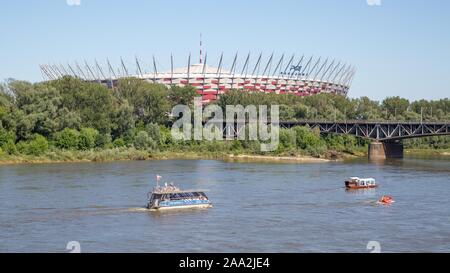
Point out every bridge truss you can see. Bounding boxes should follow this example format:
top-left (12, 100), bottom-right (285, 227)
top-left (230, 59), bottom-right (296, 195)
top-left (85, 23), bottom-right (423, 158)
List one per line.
top-left (279, 121), bottom-right (450, 141)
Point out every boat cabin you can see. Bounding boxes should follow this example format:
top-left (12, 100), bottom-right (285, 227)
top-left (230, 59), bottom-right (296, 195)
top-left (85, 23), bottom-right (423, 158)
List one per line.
top-left (345, 177), bottom-right (378, 189)
top-left (147, 182), bottom-right (211, 210)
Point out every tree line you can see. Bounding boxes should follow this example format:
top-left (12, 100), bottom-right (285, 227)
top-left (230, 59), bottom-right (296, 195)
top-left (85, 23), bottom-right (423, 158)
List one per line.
top-left (0, 76), bottom-right (449, 158)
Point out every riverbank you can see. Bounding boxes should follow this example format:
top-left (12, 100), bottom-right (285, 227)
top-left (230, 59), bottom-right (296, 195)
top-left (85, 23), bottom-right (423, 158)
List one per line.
top-left (405, 149), bottom-right (450, 156)
top-left (0, 147), bottom-right (343, 165)
top-left (1, 147), bottom-right (448, 166)
top-left (227, 154), bottom-right (330, 163)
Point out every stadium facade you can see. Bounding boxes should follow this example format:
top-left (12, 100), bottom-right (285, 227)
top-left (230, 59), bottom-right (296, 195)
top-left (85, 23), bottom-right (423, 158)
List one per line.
top-left (40, 52), bottom-right (356, 103)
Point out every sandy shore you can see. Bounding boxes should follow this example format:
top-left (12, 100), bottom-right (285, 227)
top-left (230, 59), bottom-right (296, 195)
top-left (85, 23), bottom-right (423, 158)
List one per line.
top-left (0, 151), bottom-right (334, 165)
top-left (227, 154), bottom-right (331, 163)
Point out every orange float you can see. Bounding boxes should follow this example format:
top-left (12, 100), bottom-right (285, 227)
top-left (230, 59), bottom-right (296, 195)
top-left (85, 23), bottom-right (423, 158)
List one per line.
top-left (378, 195), bottom-right (395, 205)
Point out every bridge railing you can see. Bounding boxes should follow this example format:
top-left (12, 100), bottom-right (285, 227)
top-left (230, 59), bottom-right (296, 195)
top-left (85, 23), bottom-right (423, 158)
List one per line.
top-left (279, 119), bottom-right (450, 125)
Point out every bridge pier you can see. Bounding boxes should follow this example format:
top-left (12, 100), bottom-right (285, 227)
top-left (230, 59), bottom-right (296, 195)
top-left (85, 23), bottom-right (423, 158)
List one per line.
top-left (368, 140), bottom-right (404, 160)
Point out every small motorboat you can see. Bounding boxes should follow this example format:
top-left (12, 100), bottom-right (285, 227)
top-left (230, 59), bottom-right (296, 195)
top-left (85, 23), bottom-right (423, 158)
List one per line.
top-left (147, 175), bottom-right (212, 211)
top-left (345, 177), bottom-right (378, 189)
top-left (377, 195), bottom-right (395, 205)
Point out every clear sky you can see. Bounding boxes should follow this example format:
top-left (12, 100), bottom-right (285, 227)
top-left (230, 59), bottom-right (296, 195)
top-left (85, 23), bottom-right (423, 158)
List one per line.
top-left (0, 0), bottom-right (449, 101)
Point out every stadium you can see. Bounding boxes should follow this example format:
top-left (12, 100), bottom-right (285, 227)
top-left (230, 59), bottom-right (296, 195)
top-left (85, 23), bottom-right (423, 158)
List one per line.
top-left (40, 51), bottom-right (356, 103)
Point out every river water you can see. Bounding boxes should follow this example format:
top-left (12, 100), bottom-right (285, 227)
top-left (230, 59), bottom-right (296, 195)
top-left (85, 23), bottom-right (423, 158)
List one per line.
top-left (0, 156), bottom-right (449, 253)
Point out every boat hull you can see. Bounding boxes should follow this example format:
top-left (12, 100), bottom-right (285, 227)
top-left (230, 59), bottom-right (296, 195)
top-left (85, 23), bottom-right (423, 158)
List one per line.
top-left (149, 203), bottom-right (212, 211)
top-left (345, 181), bottom-right (378, 189)
top-left (345, 185), bottom-right (378, 189)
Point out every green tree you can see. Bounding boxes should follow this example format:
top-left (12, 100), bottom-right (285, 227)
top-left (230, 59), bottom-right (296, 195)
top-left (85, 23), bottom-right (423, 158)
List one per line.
top-left (110, 100), bottom-right (135, 139)
top-left (117, 78), bottom-right (170, 125)
top-left (146, 123), bottom-right (162, 144)
top-left (95, 133), bottom-right (113, 149)
top-left (113, 138), bottom-right (126, 147)
top-left (17, 134), bottom-right (49, 156)
top-left (78, 128), bottom-right (99, 150)
top-left (0, 127), bottom-right (17, 155)
top-left (47, 76), bottom-right (115, 134)
top-left (55, 128), bottom-right (79, 149)
top-left (279, 105), bottom-right (295, 121)
top-left (134, 131), bottom-right (157, 151)
top-left (168, 85), bottom-right (198, 108)
top-left (279, 129), bottom-right (296, 150)
top-left (293, 126), bottom-right (327, 156)
top-left (382, 96), bottom-right (410, 119)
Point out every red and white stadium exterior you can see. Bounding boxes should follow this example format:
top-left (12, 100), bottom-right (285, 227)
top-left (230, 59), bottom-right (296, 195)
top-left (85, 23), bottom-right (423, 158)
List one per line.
top-left (40, 53), bottom-right (356, 103)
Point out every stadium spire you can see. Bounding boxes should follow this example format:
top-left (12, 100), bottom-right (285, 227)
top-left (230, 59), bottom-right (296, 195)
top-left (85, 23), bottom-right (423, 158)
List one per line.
top-left (200, 33), bottom-right (203, 64)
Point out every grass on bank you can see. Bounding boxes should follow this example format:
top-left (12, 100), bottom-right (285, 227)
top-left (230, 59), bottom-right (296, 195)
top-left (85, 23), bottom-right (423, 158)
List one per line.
top-left (0, 143), bottom-right (367, 165)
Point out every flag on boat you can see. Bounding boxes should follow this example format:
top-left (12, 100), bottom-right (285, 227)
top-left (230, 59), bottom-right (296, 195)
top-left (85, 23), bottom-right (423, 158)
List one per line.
top-left (156, 175), bottom-right (162, 181)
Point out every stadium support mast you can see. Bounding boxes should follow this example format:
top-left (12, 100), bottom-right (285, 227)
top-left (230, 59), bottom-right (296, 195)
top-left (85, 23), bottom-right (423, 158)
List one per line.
top-left (75, 62), bottom-right (88, 80)
top-left (273, 54), bottom-right (284, 87)
top-left (262, 53), bottom-right (273, 77)
top-left (230, 52), bottom-right (238, 75)
top-left (202, 52), bottom-right (208, 95)
top-left (307, 57), bottom-right (321, 80)
top-left (120, 57), bottom-right (129, 77)
top-left (217, 52), bottom-right (224, 92)
top-left (343, 66), bottom-right (356, 86)
top-left (81, 63), bottom-right (92, 80)
top-left (321, 59), bottom-right (335, 82)
top-left (52, 64), bottom-right (63, 78)
top-left (346, 68), bottom-right (356, 91)
top-left (59, 64), bottom-right (69, 77)
top-left (241, 52), bottom-right (251, 80)
top-left (262, 53), bottom-right (273, 90)
top-left (325, 61), bottom-right (340, 82)
top-left (313, 58), bottom-right (328, 81)
top-left (39, 65), bottom-right (48, 80)
top-left (331, 63), bottom-right (346, 83)
top-left (187, 53), bottom-right (191, 85)
top-left (40, 65), bottom-right (53, 80)
top-left (252, 53), bottom-right (262, 79)
top-left (170, 53), bottom-right (174, 84)
top-left (338, 65), bottom-right (352, 85)
top-left (282, 54), bottom-right (295, 78)
top-left (85, 60), bottom-right (97, 81)
top-left (95, 60), bottom-right (107, 80)
top-left (107, 58), bottom-right (117, 79)
top-left (299, 55), bottom-right (313, 80)
top-left (201, 52), bottom-right (208, 75)
top-left (216, 52), bottom-right (223, 75)
top-left (135, 56), bottom-right (143, 78)
top-left (152, 55), bottom-right (158, 82)
top-left (67, 63), bottom-right (79, 78)
top-left (272, 54), bottom-right (284, 77)
top-left (51, 64), bottom-right (62, 78)
top-left (230, 52), bottom-right (238, 89)
top-left (199, 33), bottom-right (203, 64)
top-left (295, 55), bottom-right (307, 80)
top-left (105, 59), bottom-right (114, 87)
top-left (292, 55), bottom-right (305, 79)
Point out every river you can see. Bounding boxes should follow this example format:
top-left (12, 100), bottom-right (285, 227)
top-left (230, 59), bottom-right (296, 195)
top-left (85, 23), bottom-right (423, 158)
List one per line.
top-left (1, 156), bottom-right (449, 252)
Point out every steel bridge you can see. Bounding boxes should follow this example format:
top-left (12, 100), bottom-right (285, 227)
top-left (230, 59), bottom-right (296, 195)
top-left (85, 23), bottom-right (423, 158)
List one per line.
top-left (279, 120), bottom-right (450, 141)
top-left (222, 119), bottom-right (449, 159)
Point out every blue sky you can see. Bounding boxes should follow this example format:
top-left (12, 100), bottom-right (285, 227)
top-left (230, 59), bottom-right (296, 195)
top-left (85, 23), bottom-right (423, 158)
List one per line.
top-left (0, 0), bottom-right (449, 100)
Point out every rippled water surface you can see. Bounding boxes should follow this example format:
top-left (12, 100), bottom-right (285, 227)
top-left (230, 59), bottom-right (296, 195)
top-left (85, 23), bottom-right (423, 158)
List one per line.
top-left (1, 156), bottom-right (449, 252)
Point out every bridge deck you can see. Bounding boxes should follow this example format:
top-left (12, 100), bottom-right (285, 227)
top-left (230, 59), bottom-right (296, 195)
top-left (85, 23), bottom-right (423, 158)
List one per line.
top-left (278, 120), bottom-right (450, 141)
